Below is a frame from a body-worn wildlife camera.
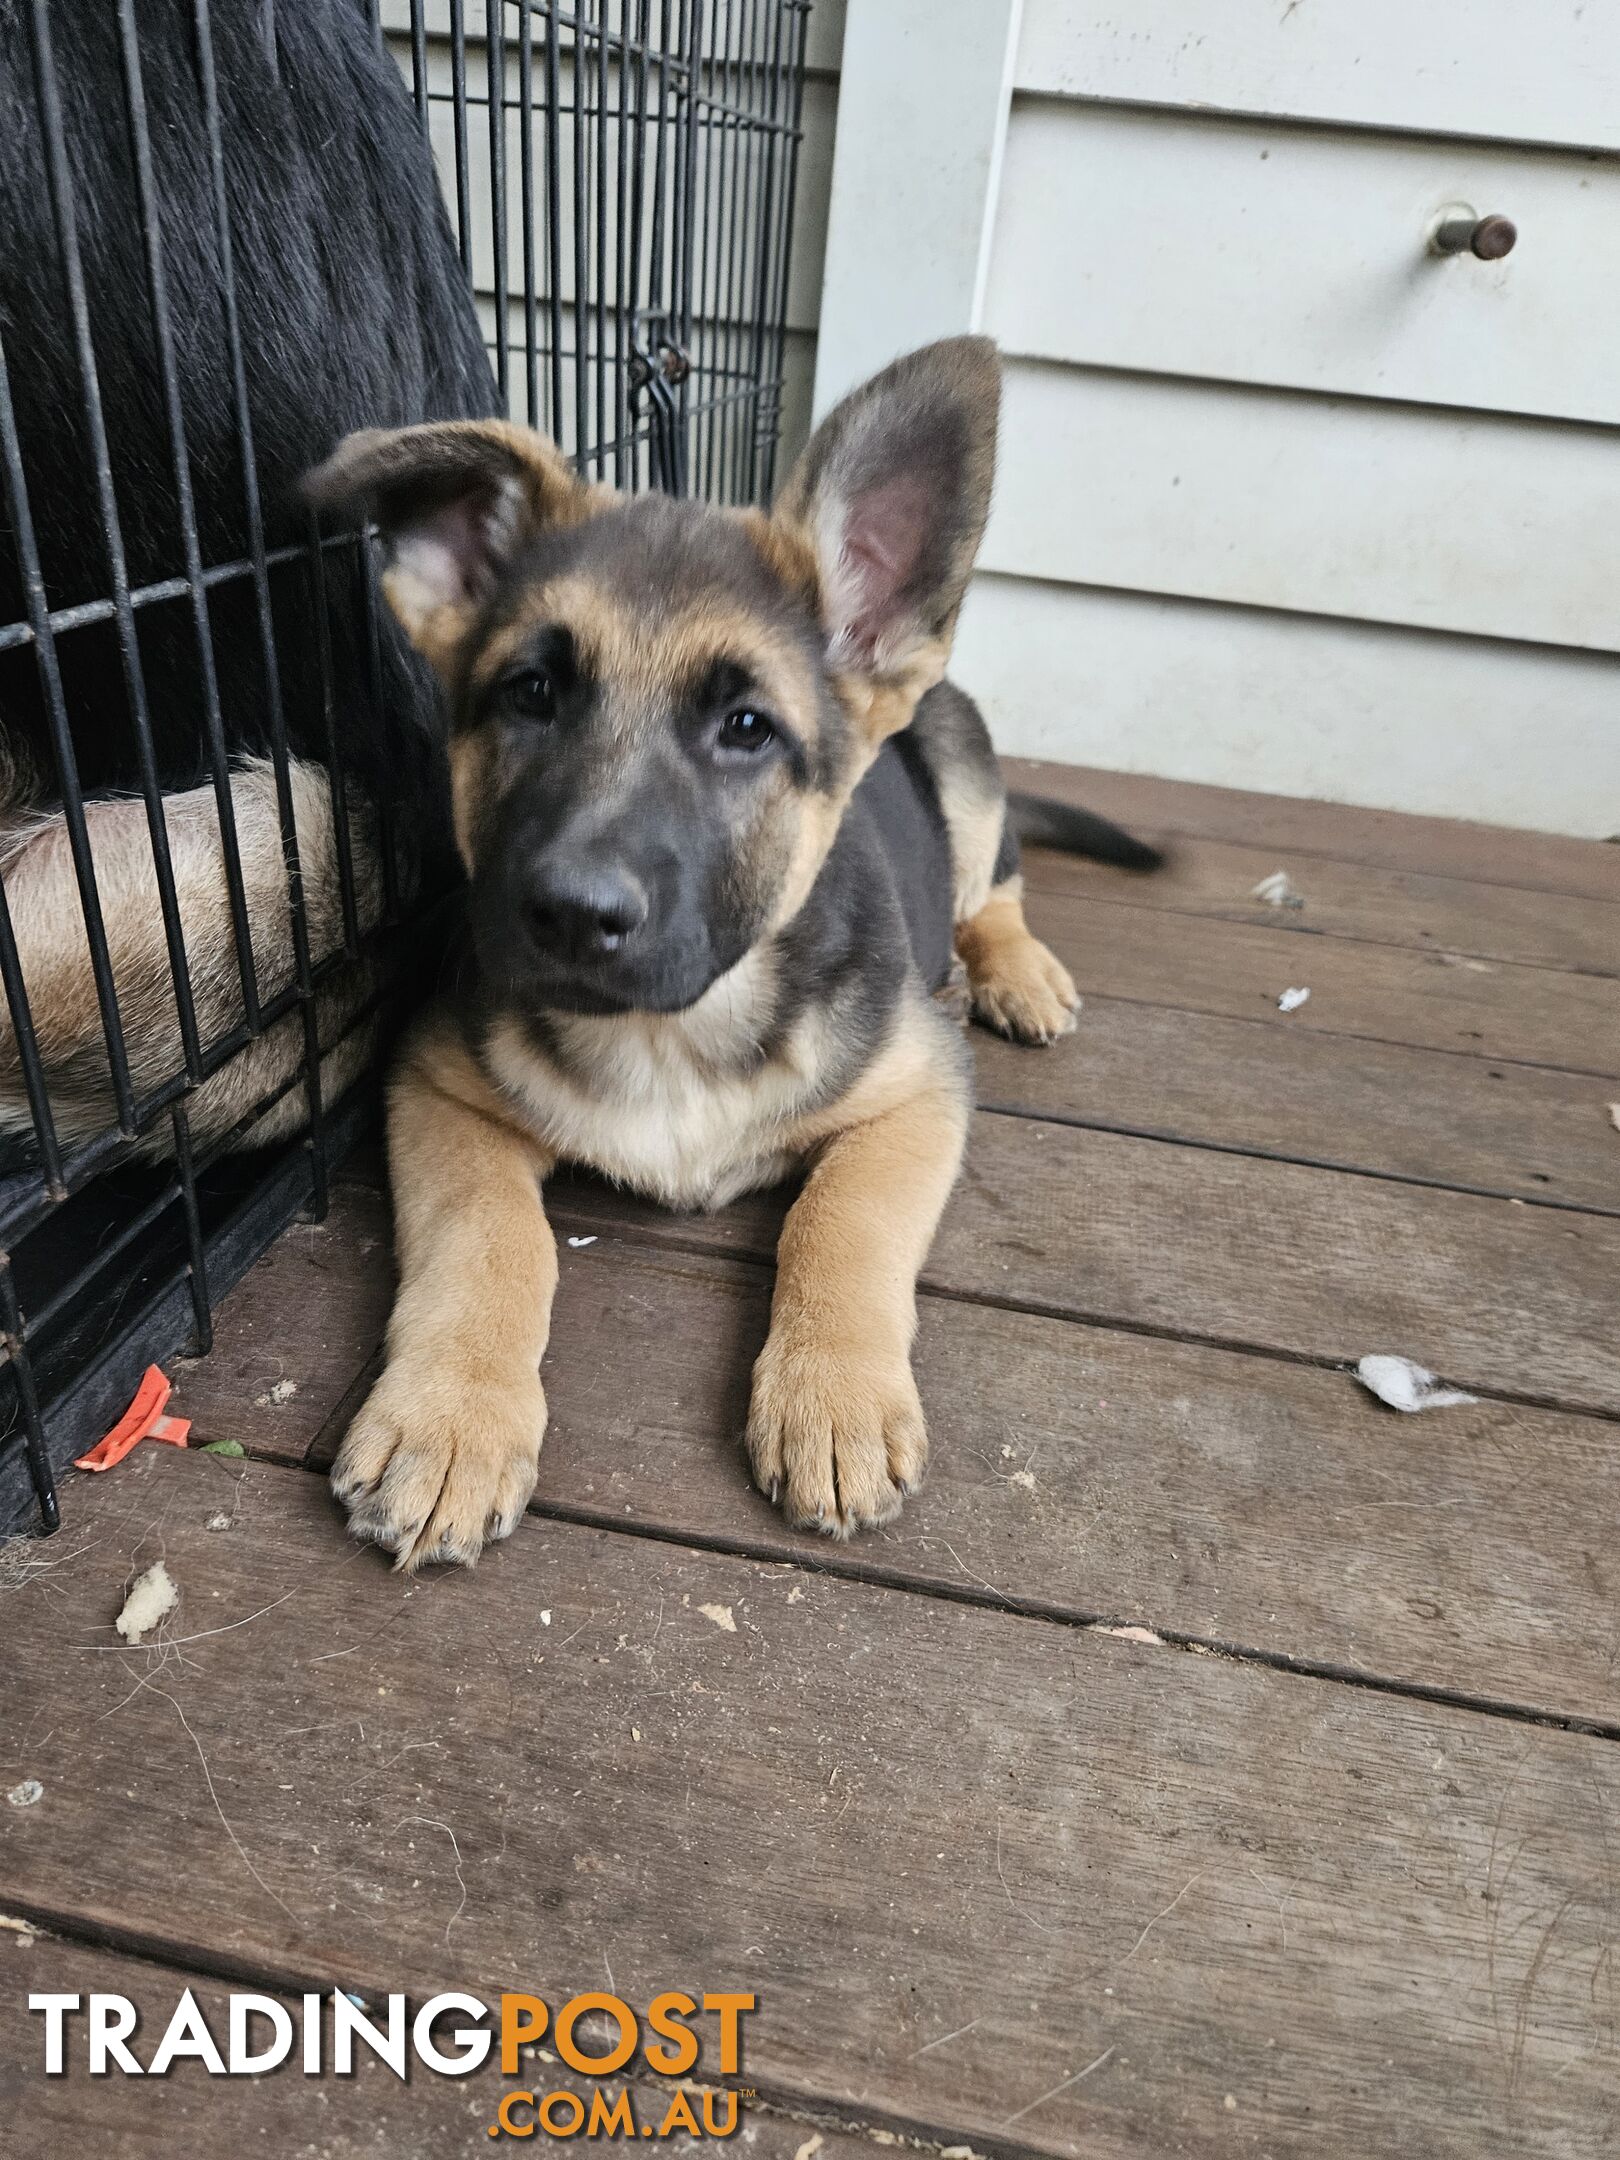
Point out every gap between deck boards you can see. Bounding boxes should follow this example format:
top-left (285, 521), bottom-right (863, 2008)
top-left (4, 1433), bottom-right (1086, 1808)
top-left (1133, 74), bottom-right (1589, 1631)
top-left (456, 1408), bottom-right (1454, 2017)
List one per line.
top-left (1017, 844), bottom-right (1620, 983)
top-left (968, 1098), bottom-right (1620, 1219)
top-left (8, 1448), bottom-right (1619, 2159)
top-left (1020, 886), bottom-right (1619, 1075)
top-left (236, 1436), bottom-right (1620, 1750)
top-left (171, 1183), bottom-right (1620, 1735)
top-left (1004, 759), bottom-right (1620, 903)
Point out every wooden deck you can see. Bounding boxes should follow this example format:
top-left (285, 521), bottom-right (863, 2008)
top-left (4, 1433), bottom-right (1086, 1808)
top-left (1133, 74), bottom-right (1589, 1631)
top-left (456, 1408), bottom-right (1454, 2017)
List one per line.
top-left (3, 762), bottom-right (1618, 2156)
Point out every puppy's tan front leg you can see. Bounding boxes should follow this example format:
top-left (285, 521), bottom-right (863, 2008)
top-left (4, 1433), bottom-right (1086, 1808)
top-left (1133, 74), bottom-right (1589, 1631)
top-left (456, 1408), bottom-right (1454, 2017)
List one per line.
top-left (748, 1076), bottom-right (968, 1536)
top-left (331, 1010), bottom-right (556, 1571)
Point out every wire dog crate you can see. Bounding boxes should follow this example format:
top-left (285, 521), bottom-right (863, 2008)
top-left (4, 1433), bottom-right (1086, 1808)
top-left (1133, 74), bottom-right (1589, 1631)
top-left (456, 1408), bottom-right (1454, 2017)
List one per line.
top-left (0, 0), bottom-right (810, 1535)
top-left (414, 0), bottom-right (811, 499)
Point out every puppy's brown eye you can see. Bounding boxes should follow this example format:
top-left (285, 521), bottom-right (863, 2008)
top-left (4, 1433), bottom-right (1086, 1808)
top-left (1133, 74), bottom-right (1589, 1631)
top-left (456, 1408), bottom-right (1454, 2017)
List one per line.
top-left (507, 669), bottom-right (555, 722)
top-left (717, 708), bottom-right (773, 753)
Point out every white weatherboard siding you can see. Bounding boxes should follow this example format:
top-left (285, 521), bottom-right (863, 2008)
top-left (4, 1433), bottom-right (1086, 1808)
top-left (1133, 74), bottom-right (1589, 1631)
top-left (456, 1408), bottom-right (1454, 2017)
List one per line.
top-left (987, 102), bottom-right (1620, 427)
top-left (954, 576), bottom-right (1620, 836)
top-left (986, 362), bottom-right (1620, 654)
top-left (1015, 0), bottom-right (1620, 153)
top-left (818, 0), bottom-right (1618, 831)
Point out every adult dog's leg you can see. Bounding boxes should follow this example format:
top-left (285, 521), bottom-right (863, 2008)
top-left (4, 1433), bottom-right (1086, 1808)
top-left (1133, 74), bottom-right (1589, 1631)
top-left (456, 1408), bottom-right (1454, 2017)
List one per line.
top-left (332, 1008), bottom-right (556, 1570)
top-left (747, 1072), bottom-right (968, 1536)
top-left (956, 873), bottom-right (1078, 1046)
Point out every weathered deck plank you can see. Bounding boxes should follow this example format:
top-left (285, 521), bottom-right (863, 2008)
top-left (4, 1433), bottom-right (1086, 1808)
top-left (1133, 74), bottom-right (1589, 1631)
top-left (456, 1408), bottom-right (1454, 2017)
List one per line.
top-left (0, 1932), bottom-right (860, 2157)
top-left (1022, 887), bottom-right (1620, 1072)
top-left (1007, 758), bottom-right (1620, 902)
top-left (1016, 833), bottom-right (1620, 977)
top-left (2, 1448), bottom-right (1615, 2159)
top-left (176, 1232), bottom-right (1620, 1729)
top-left (542, 1118), bottom-right (1620, 1414)
top-left (171, 1174), bottom-right (393, 1464)
top-left (973, 994), bottom-right (1620, 1211)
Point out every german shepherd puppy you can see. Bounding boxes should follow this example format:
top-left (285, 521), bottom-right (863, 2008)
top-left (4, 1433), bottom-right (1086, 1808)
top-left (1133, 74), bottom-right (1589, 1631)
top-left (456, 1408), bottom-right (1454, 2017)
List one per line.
top-left (306, 337), bottom-right (1152, 1569)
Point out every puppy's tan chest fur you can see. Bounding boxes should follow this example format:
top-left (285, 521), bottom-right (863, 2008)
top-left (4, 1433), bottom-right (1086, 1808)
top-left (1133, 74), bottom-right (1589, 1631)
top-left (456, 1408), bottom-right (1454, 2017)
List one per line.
top-left (484, 960), bottom-right (829, 1210)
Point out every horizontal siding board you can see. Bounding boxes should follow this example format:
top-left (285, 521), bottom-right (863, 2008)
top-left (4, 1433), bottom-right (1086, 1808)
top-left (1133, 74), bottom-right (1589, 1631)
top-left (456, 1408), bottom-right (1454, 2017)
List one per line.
top-left (1015, 0), bottom-right (1620, 152)
top-left (988, 100), bottom-right (1620, 427)
top-left (953, 575), bottom-right (1620, 836)
top-left (982, 362), bottom-right (1620, 652)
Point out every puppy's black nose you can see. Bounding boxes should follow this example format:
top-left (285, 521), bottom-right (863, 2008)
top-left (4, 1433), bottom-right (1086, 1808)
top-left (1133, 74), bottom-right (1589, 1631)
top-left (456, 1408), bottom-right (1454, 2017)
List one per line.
top-left (524, 857), bottom-right (648, 956)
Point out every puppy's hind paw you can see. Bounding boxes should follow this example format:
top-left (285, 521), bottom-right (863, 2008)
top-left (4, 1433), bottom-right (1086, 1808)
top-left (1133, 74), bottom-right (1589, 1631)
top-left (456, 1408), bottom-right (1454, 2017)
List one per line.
top-left (970, 935), bottom-right (1079, 1047)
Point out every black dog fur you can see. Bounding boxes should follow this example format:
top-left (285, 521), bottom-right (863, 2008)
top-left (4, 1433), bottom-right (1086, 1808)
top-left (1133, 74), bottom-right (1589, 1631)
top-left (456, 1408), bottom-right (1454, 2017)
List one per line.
top-left (0, 0), bottom-right (497, 832)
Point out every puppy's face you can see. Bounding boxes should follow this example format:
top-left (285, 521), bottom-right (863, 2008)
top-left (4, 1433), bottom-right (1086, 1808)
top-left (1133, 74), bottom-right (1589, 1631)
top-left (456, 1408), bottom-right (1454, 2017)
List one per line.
top-left (306, 339), bottom-right (999, 1015)
top-left (455, 498), bottom-right (844, 1014)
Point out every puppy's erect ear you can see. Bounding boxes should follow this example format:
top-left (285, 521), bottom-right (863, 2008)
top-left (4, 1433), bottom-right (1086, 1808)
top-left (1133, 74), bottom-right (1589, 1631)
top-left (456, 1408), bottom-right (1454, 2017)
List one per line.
top-left (303, 420), bottom-right (591, 679)
top-left (772, 336), bottom-right (999, 730)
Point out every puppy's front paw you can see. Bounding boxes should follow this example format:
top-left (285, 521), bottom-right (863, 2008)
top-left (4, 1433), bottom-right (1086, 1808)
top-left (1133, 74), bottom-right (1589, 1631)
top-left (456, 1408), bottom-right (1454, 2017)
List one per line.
top-left (970, 933), bottom-right (1079, 1046)
top-left (746, 1336), bottom-right (927, 1537)
top-left (331, 1359), bottom-right (544, 1571)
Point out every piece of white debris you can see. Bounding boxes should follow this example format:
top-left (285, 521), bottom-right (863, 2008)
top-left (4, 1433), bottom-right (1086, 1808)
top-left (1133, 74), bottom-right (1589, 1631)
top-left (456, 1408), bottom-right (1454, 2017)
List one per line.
top-left (1355, 1355), bottom-right (1478, 1414)
top-left (115, 1560), bottom-right (179, 1643)
top-left (1276, 986), bottom-right (1311, 1013)
top-left (1251, 869), bottom-right (1304, 909)
top-left (253, 1378), bottom-right (299, 1408)
top-left (786, 1585), bottom-right (805, 1604)
top-left (697, 1602), bottom-right (737, 1633)
top-left (1433, 953), bottom-right (1495, 973)
top-left (1008, 1469), bottom-right (1037, 1491)
top-left (205, 1511), bottom-right (233, 1533)
top-left (566, 1235), bottom-right (598, 1248)
top-left (539, 1609), bottom-right (552, 1626)
top-left (6, 1780), bottom-right (43, 1809)
top-left (793, 2137), bottom-right (825, 2160)
top-left (1608, 1102), bottom-right (1620, 1133)
top-left (1093, 1623), bottom-right (1164, 1646)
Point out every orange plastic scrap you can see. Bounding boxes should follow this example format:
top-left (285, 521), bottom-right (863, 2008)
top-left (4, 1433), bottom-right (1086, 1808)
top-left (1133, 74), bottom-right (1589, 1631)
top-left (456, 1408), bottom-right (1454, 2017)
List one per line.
top-left (73, 1364), bottom-right (192, 1472)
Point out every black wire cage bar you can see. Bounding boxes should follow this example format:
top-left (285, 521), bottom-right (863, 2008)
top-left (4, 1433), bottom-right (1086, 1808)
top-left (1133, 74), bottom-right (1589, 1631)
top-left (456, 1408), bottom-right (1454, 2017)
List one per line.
top-left (0, 0), bottom-right (811, 1534)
